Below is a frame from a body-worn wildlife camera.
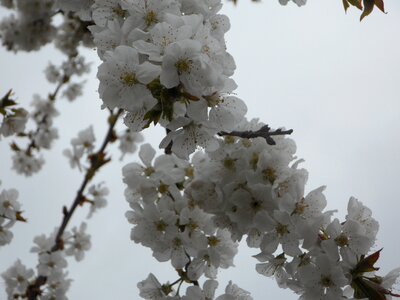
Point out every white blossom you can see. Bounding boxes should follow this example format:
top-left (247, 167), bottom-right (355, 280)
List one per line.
top-left (87, 183), bottom-right (109, 217)
top-left (98, 45), bottom-right (160, 110)
top-left (138, 273), bottom-right (168, 300)
top-left (0, 107), bottom-right (28, 137)
top-left (62, 82), bottom-right (85, 101)
top-left (12, 151), bottom-right (44, 176)
top-left (1, 260), bottom-right (34, 299)
top-left (118, 129), bottom-right (144, 158)
top-left (65, 222), bottom-right (91, 261)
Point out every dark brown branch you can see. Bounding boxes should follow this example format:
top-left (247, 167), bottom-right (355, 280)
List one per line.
top-left (25, 109), bottom-right (123, 300)
top-left (164, 128), bottom-right (173, 155)
top-left (23, 72), bottom-right (71, 155)
top-left (218, 125), bottom-right (293, 145)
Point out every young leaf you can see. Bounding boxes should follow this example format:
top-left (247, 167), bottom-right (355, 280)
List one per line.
top-left (348, 0), bottom-right (363, 9)
top-left (374, 0), bottom-right (386, 13)
top-left (343, 0), bottom-right (350, 12)
top-left (360, 0), bottom-right (375, 21)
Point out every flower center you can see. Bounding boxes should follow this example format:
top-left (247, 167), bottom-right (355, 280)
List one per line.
top-left (155, 220), bottom-right (167, 232)
top-left (120, 72), bottom-right (138, 86)
top-left (112, 6), bottom-right (126, 18)
top-left (158, 183), bottom-right (169, 194)
top-left (223, 157), bottom-right (236, 170)
top-left (335, 234), bottom-right (349, 247)
top-left (250, 199), bottom-right (262, 212)
top-left (294, 199), bottom-right (308, 215)
top-left (276, 223), bottom-right (289, 236)
top-left (144, 167), bottom-right (154, 176)
top-left (208, 236), bottom-right (220, 247)
top-left (145, 10), bottom-right (158, 27)
top-left (320, 275), bottom-right (333, 287)
top-left (175, 59), bottom-right (192, 74)
top-left (249, 152), bottom-right (259, 170)
top-left (263, 167), bottom-right (277, 184)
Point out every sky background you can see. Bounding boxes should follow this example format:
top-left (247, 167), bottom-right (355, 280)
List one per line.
top-left (1, 0), bottom-right (400, 299)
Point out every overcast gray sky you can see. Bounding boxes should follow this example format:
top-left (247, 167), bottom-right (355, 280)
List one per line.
top-left (1, 0), bottom-right (400, 299)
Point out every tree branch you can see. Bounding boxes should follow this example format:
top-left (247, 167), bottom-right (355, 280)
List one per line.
top-left (25, 109), bottom-right (123, 300)
top-left (218, 124), bottom-right (293, 145)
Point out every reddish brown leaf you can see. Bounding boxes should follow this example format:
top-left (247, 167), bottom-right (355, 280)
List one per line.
top-left (352, 277), bottom-right (387, 300)
top-left (374, 0), bottom-right (386, 12)
top-left (348, 0), bottom-right (363, 9)
top-left (360, 0), bottom-right (375, 20)
top-left (354, 249), bottom-right (382, 274)
top-left (15, 212), bottom-right (27, 222)
top-left (343, 0), bottom-right (350, 12)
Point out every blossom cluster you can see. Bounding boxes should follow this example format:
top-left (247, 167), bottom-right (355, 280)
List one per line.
top-left (87, 0), bottom-right (399, 296)
top-left (88, 0), bottom-right (248, 159)
top-left (63, 122), bottom-right (144, 171)
top-left (0, 186), bottom-right (23, 247)
top-left (9, 56), bottom-right (91, 176)
top-left (2, 223), bottom-right (91, 300)
top-left (0, 90), bottom-right (28, 138)
top-left (1, 0), bottom-right (399, 299)
top-left (123, 117), bottom-right (399, 298)
top-left (0, 0), bottom-right (93, 54)
top-left (0, 0), bottom-right (56, 52)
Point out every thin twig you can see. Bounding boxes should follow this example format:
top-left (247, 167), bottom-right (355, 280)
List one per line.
top-left (52, 109), bottom-right (122, 250)
top-left (24, 73), bottom-right (71, 155)
top-left (25, 109), bottom-right (123, 300)
top-left (218, 124), bottom-right (293, 145)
